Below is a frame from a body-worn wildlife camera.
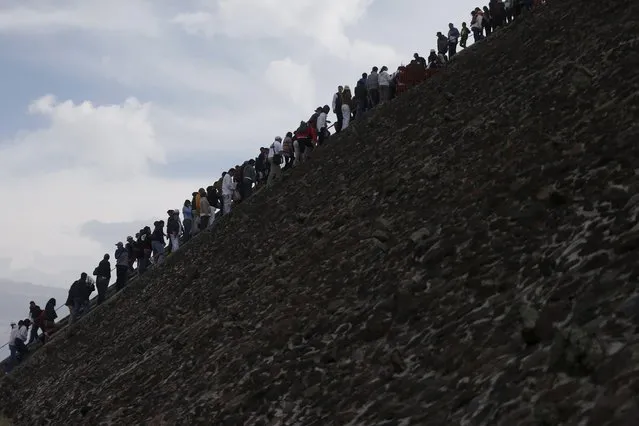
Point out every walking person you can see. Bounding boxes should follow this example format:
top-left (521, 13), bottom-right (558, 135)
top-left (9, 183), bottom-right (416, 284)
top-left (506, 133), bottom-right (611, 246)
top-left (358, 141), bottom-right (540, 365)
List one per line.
top-left (93, 254), bottom-right (111, 305)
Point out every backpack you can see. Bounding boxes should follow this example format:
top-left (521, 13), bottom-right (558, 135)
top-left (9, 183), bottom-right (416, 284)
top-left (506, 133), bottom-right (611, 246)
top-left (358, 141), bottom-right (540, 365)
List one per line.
top-left (271, 144), bottom-right (283, 165)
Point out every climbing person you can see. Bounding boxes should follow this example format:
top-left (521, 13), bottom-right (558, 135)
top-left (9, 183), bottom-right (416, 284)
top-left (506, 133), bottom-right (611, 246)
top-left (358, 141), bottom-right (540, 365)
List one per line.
top-left (341, 86), bottom-right (352, 129)
top-left (332, 86), bottom-right (343, 133)
top-left (355, 73), bottom-right (368, 117)
top-left (436, 32), bottom-right (449, 59)
top-left (413, 53), bottom-right (426, 67)
top-left (294, 121), bottom-right (312, 165)
top-left (93, 254), bottom-right (111, 305)
top-left (448, 23), bottom-right (460, 58)
top-left (282, 132), bottom-right (294, 170)
top-left (482, 6), bottom-right (492, 36)
top-left (114, 242), bottom-right (129, 291)
top-left (42, 298), bottom-right (57, 342)
top-left (182, 200), bottom-right (193, 242)
top-left (67, 273), bottom-right (90, 322)
top-left (6, 322), bottom-right (18, 372)
top-left (378, 66), bottom-right (391, 103)
top-left (125, 236), bottom-right (136, 272)
top-left (167, 209), bottom-right (180, 253)
top-left (198, 188), bottom-right (211, 229)
top-left (222, 170), bottom-right (236, 214)
top-left (151, 220), bottom-right (166, 266)
top-left (139, 226), bottom-right (152, 273)
top-left (27, 301), bottom-right (42, 344)
top-left (460, 22), bottom-right (470, 48)
top-left (316, 107), bottom-right (330, 146)
top-left (471, 10), bottom-right (484, 42)
top-left (242, 159), bottom-right (256, 198)
top-left (267, 137), bottom-right (283, 186)
top-left (366, 67), bottom-right (380, 107)
top-left (490, 0), bottom-right (506, 29)
top-left (427, 49), bottom-right (443, 69)
top-left (13, 319), bottom-right (30, 362)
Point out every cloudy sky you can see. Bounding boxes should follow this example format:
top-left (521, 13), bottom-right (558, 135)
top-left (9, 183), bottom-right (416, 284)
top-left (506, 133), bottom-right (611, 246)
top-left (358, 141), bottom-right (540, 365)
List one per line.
top-left (0, 0), bottom-right (480, 292)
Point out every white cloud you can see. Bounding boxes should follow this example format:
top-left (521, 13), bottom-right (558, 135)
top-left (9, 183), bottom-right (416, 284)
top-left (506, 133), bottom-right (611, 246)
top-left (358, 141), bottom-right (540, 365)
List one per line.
top-left (0, 0), bottom-right (482, 289)
top-left (265, 58), bottom-right (316, 110)
top-left (0, 96), bottom-right (201, 281)
top-left (0, 0), bottom-right (162, 36)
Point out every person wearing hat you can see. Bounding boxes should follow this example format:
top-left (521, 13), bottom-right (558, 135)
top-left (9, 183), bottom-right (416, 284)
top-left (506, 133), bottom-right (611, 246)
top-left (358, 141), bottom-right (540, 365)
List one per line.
top-left (114, 241), bottom-right (129, 291)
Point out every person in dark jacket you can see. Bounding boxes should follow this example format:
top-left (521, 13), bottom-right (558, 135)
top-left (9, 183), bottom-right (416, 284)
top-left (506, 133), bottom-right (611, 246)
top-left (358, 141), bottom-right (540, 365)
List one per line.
top-left (67, 273), bottom-right (90, 323)
top-left (42, 298), bottom-right (57, 342)
top-left (139, 227), bottom-right (152, 274)
top-left (27, 301), bottom-right (42, 343)
top-left (436, 32), bottom-right (449, 58)
top-left (93, 254), bottom-right (111, 305)
top-left (354, 74), bottom-right (368, 118)
top-left (151, 221), bottom-right (166, 266)
top-left (114, 242), bottom-right (129, 291)
top-left (167, 210), bottom-right (180, 254)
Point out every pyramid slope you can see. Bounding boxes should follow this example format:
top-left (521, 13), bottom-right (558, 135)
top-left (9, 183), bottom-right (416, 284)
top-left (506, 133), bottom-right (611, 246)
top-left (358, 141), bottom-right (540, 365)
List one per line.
top-left (3, 0), bottom-right (639, 424)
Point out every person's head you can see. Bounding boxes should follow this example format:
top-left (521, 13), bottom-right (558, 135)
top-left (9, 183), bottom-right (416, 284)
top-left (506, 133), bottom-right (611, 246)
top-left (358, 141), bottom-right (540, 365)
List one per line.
top-left (127, 236), bottom-right (133, 242)
top-left (184, 199), bottom-right (191, 207)
top-left (372, 66), bottom-right (378, 72)
top-left (23, 319), bottom-right (31, 327)
top-left (430, 49), bottom-right (436, 54)
top-left (471, 10), bottom-right (477, 16)
top-left (275, 136), bottom-right (282, 142)
top-left (29, 301), bottom-right (35, 307)
top-left (323, 105), bottom-right (330, 113)
top-left (228, 169), bottom-right (236, 175)
top-left (286, 131), bottom-right (292, 138)
top-left (413, 53), bottom-right (419, 59)
top-left (449, 23), bottom-right (454, 29)
top-left (80, 272), bottom-right (88, 280)
top-left (103, 253), bottom-right (110, 260)
top-left (381, 66), bottom-right (388, 72)
top-left (48, 298), bottom-right (56, 306)
top-left (338, 85), bottom-right (343, 93)
top-left (362, 72), bottom-right (367, 79)
top-left (248, 159), bottom-right (255, 166)
top-left (199, 188), bottom-right (206, 196)
top-left (483, 6), bottom-right (489, 12)
top-left (315, 106), bottom-right (322, 113)
top-left (115, 241), bottom-right (123, 249)
top-left (144, 226), bottom-right (151, 232)
top-left (18, 320), bottom-right (24, 327)
top-left (462, 22), bottom-right (467, 26)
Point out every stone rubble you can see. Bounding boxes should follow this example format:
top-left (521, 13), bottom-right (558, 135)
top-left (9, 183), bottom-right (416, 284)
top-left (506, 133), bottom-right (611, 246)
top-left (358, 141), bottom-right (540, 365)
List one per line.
top-left (2, 0), bottom-right (639, 424)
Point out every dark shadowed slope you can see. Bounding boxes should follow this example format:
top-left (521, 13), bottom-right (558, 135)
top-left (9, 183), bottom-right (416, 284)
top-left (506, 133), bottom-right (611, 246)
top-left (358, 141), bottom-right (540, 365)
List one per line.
top-left (3, 0), bottom-right (639, 424)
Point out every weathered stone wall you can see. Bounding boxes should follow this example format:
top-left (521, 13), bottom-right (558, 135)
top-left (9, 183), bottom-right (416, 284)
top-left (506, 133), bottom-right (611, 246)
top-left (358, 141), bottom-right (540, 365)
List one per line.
top-left (2, 0), bottom-right (639, 424)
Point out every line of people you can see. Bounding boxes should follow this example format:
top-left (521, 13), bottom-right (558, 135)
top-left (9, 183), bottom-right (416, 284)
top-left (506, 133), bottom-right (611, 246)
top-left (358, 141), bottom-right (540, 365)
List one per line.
top-left (3, 1), bottom-right (548, 373)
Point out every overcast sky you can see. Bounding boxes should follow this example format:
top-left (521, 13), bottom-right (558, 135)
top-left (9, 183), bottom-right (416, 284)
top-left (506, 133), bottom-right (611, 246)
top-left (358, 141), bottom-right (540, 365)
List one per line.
top-left (0, 0), bottom-right (481, 290)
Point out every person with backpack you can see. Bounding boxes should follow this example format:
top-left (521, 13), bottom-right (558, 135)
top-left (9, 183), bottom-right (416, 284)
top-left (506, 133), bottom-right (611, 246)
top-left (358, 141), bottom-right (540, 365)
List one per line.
top-left (93, 254), bottom-right (111, 305)
top-left (166, 210), bottom-right (180, 253)
top-left (316, 106), bottom-right (330, 146)
top-left (42, 298), bottom-right (57, 342)
top-left (294, 121), bottom-right (313, 164)
top-left (151, 220), bottom-right (166, 266)
top-left (27, 301), bottom-right (42, 343)
top-left (308, 107), bottom-right (322, 145)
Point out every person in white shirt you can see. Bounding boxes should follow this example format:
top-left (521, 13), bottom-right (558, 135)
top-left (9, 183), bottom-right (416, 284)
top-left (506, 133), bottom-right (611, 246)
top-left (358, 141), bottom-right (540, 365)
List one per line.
top-left (378, 66), bottom-right (391, 103)
top-left (13, 319), bottom-right (30, 360)
top-left (267, 137), bottom-right (283, 186)
top-left (316, 105), bottom-right (330, 146)
top-left (221, 169), bottom-right (236, 215)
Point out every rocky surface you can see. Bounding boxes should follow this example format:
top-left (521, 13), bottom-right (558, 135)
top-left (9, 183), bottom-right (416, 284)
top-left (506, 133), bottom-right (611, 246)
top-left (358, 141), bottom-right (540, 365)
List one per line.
top-left (2, 0), bottom-right (639, 424)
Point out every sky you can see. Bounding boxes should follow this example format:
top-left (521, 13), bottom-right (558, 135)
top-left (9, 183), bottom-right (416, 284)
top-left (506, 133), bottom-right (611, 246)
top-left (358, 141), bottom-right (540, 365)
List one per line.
top-left (0, 0), bottom-right (481, 293)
